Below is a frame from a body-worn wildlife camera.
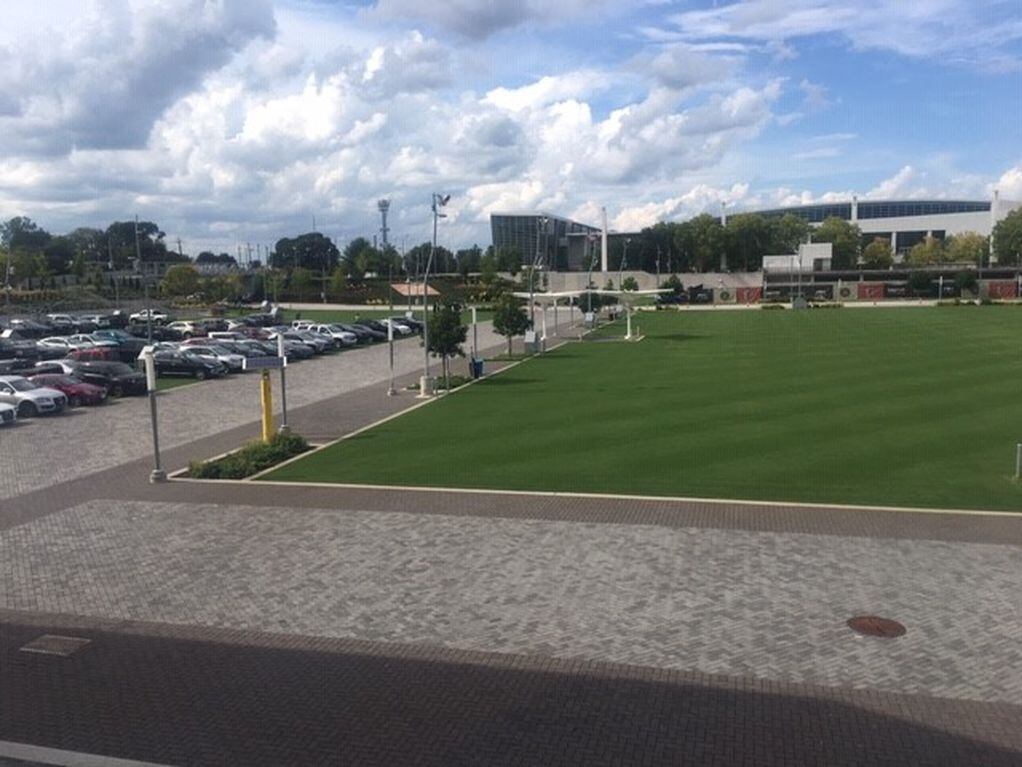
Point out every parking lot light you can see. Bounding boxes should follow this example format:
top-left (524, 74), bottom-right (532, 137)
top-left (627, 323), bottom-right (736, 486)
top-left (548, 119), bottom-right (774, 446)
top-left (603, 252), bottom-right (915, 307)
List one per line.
top-left (142, 349), bottom-right (166, 483)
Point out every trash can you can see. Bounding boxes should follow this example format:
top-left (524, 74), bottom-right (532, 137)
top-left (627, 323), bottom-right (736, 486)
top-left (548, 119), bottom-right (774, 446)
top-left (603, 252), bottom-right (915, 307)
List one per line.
top-left (470, 357), bottom-right (484, 379)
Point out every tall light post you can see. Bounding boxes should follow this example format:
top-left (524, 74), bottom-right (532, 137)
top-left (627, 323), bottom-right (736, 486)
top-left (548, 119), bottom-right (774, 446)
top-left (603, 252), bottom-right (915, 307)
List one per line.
top-left (530, 216), bottom-right (548, 328)
top-left (420, 192), bottom-right (450, 397)
top-left (619, 237), bottom-right (631, 287)
top-left (142, 349), bottom-right (166, 483)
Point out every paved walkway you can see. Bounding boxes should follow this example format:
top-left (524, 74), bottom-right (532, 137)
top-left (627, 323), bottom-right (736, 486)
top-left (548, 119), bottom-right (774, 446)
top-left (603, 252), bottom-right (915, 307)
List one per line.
top-left (0, 310), bottom-right (1020, 766)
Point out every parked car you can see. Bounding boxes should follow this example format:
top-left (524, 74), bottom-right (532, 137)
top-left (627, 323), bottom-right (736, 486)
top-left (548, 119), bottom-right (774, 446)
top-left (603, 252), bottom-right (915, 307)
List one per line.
top-left (152, 350), bottom-right (227, 379)
top-left (64, 360), bottom-right (148, 396)
top-left (129, 309), bottom-right (170, 323)
top-left (68, 333), bottom-right (119, 350)
top-left (126, 322), bottom-right (182, 341)
top-left (308, 324), bottom-right (358, 347)
top-left (45, 314), bottom-right (77, 333)
top-left (0, 335), bottom-right (43, 360)
top-left (165, 320), bottom-right (206, 338)
top-left (0, 375), bottom-right (68, 417)
top-left (91, 329), bottom-right (148, 362)
top-left (28, 373), bottom-right (107, 407)
top-left (349, 323), bottom-right (386, 341)
top-left (0, 401), bottom-right (15, 426)
top-left (5, 319), bottom-right (53, 338)
top-left (290, 330), bottom-right (332, 353)
top-left (392, 315), bottom-right (424, 333)
top-left (181, 344), bottom-right (245, 372)
top-left (37, 336), bottom-right (94, 353)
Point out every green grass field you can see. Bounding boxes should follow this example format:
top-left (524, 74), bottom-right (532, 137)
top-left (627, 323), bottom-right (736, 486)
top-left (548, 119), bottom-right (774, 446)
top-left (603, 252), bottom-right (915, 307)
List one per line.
top-left (261, 307), bottom-right (1022, 511)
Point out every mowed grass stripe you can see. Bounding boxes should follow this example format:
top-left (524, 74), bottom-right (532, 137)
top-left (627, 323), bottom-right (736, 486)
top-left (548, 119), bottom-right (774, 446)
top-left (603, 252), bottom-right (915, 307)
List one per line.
top-left (262, 307), bottom-right (1022, 511)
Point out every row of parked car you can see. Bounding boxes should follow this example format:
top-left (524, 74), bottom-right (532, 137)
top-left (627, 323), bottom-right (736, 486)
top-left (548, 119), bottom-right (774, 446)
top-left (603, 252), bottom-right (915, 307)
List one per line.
top-left (0, 309), bottom-right (424, 426)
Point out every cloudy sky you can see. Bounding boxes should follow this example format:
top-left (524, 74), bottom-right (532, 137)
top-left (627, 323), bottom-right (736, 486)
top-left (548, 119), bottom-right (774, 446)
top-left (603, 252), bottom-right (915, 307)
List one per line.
top-left (1, 0), bottom-right (1020, 255)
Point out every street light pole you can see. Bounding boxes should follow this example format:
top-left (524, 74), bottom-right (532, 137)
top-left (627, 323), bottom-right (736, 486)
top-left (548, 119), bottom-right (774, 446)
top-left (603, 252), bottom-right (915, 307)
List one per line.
top-left (420, 192), bottom-right (450, 397)
top-left (142, 350), bottom-right (166, 483)
top-left (530, 216), bottom-right (547, 329)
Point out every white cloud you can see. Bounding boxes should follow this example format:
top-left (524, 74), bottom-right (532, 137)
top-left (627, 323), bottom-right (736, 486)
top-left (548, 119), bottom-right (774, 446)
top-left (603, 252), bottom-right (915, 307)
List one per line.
top-left (0, 0), bottom-right (275, 156)
top-left (369, 0), bottom-right (617, 40)
top-left (667, 0), bottom-right (1022, 71)
top-left (484, 71), bottom-right (611, 112)
top-left (992, 165), bottom-right (1022, 200)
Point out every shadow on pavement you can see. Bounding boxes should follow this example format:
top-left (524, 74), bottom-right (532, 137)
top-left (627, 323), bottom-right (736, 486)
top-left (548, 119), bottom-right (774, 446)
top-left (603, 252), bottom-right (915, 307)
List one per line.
top-left (1, 619), bottom-right (1019, 767)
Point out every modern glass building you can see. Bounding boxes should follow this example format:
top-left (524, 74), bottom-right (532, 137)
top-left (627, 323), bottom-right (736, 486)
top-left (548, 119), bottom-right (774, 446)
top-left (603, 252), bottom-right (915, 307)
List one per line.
top-left (490, 212), bottom-right (600, 270)
top-left (751, 196), bottom-right (1016, 259)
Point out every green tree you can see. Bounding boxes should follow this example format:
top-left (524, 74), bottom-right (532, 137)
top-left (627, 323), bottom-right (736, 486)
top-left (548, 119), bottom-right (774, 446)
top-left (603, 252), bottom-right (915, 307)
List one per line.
top-left (725, 213), bottom-right (772, 271)
top-left (479, 250), bottom-right (498, 283)
top-left (944, 232), bottom-right (989, 266)
top-left (769, 214), bottom-right (811, 255)
top-left (687, 214), bottom-right (726, 272)
top-left (1, 216), bottom-right (51, 252)
top-left (905, 235), bottom-right (944, 266)
top-left (494, 246), bottom-right (522, 275)
top-left (954, 270), bottom-right (978, 296)
top-left (492, 292), bottom-right (530, 356)
top-left (343, 237), bottom-right (378, 279)
top-left (105, 220), bottom-right (169, 266)
top-left (661, 274), bottom-right (683, 296)
top-left (991, 209), bottom-right (1022, 266)
top-left (813, 217), bottom-right (861, 269)
top-left (289, 267), bottom-right (315, 300)
top-left (273, 233), bottom-right (340, 272)
top-left (456, 245), bottom-right (482, 277)
top-left (907, 271), bottom-right (933, 297)
top-left (621, 276), bottom-right (639, 291)
top-left (860, 237), bottom-right (894, 269)
top-left (161, 264), bottom-right (200, 297)
top-left (427, 300), bottom-right (468, 388)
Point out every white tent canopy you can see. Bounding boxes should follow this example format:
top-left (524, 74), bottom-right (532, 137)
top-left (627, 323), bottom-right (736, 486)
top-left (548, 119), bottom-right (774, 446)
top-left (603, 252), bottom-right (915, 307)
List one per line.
top-left (512, 288), bottom-right (671, 340)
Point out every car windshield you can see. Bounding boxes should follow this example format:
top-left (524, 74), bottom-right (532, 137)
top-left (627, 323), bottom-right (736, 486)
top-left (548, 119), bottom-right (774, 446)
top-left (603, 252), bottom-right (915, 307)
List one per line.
top-left (104, 363), bottom-right (134, 375)
top-left (10, 378), bottom-right (38, 391)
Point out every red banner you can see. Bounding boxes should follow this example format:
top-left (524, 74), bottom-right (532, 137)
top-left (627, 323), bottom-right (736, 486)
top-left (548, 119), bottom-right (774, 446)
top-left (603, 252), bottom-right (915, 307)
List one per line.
top-left (736, 287), bottom-right (762, 304)
top-left (986, 281), bottom-right (1018, 299)
top-left (858, 283), bottom-right (885, 300)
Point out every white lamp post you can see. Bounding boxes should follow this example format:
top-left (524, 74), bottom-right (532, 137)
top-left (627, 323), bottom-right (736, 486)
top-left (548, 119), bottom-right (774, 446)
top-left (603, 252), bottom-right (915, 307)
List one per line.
top-left (142, 349), bottom-right (166, 483)
top-left (420, 192), bottom-right (450, 397)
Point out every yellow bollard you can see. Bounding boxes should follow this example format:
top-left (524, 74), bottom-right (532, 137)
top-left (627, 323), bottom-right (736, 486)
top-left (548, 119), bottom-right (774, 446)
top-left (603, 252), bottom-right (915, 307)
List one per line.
top-left (260, 369), bottom-right (274, 442)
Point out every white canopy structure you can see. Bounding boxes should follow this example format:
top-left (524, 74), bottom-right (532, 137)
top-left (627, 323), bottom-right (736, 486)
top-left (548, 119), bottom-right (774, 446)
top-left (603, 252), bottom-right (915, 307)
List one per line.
top-left (513, 288), bottom-right (670, 341)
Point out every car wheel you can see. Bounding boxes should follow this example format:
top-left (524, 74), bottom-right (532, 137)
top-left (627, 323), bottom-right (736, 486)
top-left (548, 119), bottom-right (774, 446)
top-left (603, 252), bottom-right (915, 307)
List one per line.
top-left (195, 369), bottom-right (206, 380)
top-left (17, 401), bottom-right (37, 418)
top-left (69, 395), bottom-right (81, 408)
top-left (110, 384), bottom-right (123, 398)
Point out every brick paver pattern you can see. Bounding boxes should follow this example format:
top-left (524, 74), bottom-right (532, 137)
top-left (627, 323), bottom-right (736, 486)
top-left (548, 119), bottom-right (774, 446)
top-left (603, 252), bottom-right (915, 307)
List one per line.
top-left (2, 499), bottom-right (1019, 704)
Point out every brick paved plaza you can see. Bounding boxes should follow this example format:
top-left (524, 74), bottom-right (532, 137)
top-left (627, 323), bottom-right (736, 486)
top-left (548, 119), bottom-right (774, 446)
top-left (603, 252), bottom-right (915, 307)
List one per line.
top-left (1, 315), bottom-right (1020, 766)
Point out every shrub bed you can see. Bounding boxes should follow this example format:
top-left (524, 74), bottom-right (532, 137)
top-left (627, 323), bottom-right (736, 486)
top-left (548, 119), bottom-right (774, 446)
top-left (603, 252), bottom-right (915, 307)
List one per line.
top-left (189, 431), bottom-right (310, 479)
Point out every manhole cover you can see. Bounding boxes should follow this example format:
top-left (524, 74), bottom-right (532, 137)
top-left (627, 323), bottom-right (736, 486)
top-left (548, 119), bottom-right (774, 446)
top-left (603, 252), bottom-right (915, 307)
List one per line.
top-left (847, 616), bottom-right (906, 638)
top-left (19, 634), bottom-right (91, 657)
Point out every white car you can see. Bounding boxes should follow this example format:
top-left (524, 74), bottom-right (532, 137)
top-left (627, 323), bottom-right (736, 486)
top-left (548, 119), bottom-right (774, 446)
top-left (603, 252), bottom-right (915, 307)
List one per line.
top-left (308, 324), bottom-right (358, 347)
top-left (37, 336), bottom-right (95, 352)
top-left (380, 318), bottom-right (413, 336)
top-left (129, 309), bottom-right (169, 323)
top-left (165, 321), bottom-right (204, 338)
top-left (0, 401), bottom-right (16, 426)
top-left (0, 375), bottom-right (68, 417)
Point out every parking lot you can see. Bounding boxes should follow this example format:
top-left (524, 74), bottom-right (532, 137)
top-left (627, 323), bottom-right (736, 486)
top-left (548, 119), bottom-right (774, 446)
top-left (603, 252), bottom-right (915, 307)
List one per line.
top-left (0, 314), bottom-right (514, 501)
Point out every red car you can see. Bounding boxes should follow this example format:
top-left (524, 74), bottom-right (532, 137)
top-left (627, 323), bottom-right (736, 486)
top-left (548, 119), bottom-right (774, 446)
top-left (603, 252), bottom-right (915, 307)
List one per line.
top-left (28, 374), bottom-right (107, 407)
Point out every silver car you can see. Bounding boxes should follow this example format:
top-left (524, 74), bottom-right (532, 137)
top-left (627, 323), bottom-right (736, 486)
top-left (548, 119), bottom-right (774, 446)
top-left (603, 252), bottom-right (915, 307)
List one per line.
top-left (0, 375), bottom-right (68, 417)
top-left (0, 401), bottom-right (16, 426)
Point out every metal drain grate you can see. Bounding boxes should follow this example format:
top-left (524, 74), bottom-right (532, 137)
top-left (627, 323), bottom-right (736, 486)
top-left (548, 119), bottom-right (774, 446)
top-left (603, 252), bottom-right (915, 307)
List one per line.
top-left (847, 616), bottom-right (906, 638)
top-left (19, 634), bottom-right (92, 657)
